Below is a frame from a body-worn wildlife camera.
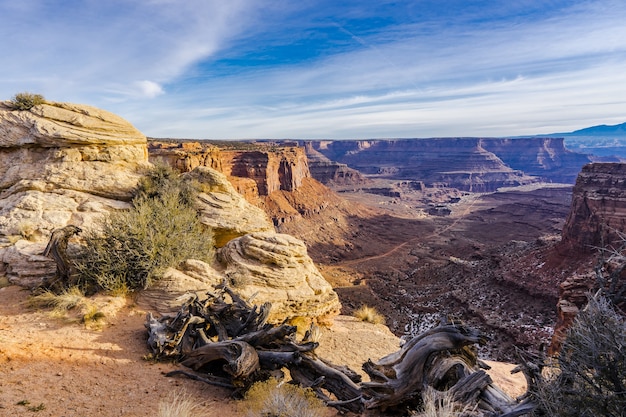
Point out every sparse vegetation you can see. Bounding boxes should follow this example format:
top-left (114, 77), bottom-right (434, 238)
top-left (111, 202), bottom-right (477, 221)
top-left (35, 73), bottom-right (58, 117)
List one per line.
top-left (353, 305), bottom-right (386, 325)
top-left (157, 390), bottom-right (201, 417)
top-left (532, 293), bottom-right (626, 417)
top-left (28, 286), bottom-right (107, 328)
top-left (8, 92), bottom-right (46, 110)
top-left (240, 378), bottom-right (328, 417)
top-left (72, 165), bottom-right (214, 293)
top-left (16, 399), bottom-right (46, 412)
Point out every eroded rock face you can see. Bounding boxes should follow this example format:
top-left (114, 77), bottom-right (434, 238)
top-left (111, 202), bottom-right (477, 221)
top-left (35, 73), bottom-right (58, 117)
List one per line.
top-left (183, 166), bottom-right (275, 247)
top-left (561, 163), bottom-right (626, 252)
top-left (0, 101), bottom-right (149, 285)
top-left (302, 142), bottom-right (367, 186)
top-left (217, 232), bottom-right (341, 323)
top-left (304, 137), bottom-right (592, 190)
top-left (148, 140), bottom-right (310, 196)
top-left (550, 163), bottom-right (626, 351)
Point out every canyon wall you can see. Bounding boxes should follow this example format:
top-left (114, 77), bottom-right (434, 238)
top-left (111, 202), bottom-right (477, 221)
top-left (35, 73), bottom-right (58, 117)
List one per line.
top-left (149, 140), bottom-right (310, 197)
top-left (561, 163), bottom-right (626, 252)
top-left (551, 162), bottom-right (626, 351)
top-left (303, 137), bottom-right (592, 190)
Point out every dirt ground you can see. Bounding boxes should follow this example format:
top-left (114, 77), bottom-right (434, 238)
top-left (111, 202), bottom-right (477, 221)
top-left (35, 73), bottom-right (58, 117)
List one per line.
top-left (0, 285), bottom-right (524, 417)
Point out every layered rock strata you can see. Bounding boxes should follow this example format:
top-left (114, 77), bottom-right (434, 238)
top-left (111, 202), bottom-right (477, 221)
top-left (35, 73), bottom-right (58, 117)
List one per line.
top-left (303, 137), bottom-right (592, 189)
top-left (0, 101), bottom-right (149, 286)
top-left (148, 140), bottom-right (310, 196)
top-left (561, 163), bottom-right (626, 252)
top-left (551, 162), bottom-right (626, 351)
top-left (304, 138), bottom-right (539, 192)
top-left (1, 104), bottom-right (340, 324)
top-left (302, 142), bottom-right (367, 185)
top-left (183, 166), bottom-right (275, 247)
top-left (138, 232), bottom-right (342, 324)
top-left (217, 232), bottom-right (340, 323)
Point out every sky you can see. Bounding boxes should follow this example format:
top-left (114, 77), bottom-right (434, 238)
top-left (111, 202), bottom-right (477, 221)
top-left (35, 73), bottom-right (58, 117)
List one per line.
top-left (1, 0), bottom-right (625, 139)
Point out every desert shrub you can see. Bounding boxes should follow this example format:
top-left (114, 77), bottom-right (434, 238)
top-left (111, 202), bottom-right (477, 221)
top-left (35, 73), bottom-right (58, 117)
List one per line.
top-left (8, 92), bottom-right (46, 110)
top-left (353, 305), bottom-right (386, 325)
top-left (533, 294), bottom-right (626, 417)
top-left (72, 166), bottom-right (214, 293)
top-left (135, 163), bottom-right (198, 207)
top-left (158, 390), bottom-right (200, 417)
top-left (241, 378), bottom-right (327, 417)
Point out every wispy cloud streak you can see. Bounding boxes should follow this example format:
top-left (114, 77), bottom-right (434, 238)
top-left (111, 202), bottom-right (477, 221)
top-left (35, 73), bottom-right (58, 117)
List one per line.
top-left (0, 0), bottom-right (625, 137)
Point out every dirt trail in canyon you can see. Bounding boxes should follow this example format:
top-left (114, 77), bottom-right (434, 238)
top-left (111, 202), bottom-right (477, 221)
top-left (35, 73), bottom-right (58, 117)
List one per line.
top-left (338, 194), bottom-right (479, 267)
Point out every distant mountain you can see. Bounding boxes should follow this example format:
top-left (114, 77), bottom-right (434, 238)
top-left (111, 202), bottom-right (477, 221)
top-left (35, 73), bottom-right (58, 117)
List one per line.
top-left (552, 122), bottom-right (626, 160)
top-left (564, 122), bottom-right (626, 136)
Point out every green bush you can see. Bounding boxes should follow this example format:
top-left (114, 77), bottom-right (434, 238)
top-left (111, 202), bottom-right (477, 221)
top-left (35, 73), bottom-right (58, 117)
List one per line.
top-left (8, 92), bottom-right (46, 110)
top-left (73, 166), bottom-right (214, 293)
top-left (533, 294), bottom-right (626, 417)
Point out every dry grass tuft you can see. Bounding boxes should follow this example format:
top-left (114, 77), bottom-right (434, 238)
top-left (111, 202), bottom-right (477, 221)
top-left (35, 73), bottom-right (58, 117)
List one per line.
top-left (28, 286), bottom-right (107, 328)
top-left (240, 378), bottom-right (328, 417)
top-left (411, 388), bottom-right (477, 417)
top-left (353, 305), bottom-right (386, 325)
top-left (157, 390), bottom-right (201, 417)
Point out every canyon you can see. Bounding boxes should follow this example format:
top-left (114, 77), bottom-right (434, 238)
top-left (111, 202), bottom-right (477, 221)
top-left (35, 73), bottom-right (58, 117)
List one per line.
top-left (147, 135), bottom-right (620, 360)
top-left (1, 101), bottom-right (620, 360)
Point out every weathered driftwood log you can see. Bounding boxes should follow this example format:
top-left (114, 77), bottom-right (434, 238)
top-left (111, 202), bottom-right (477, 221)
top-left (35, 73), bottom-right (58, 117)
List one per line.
top-left (362, 322), bottom-right (487, 410)
top-left (146, 287), bottom-right (536, 416)
top-left (39, 225), bottom-right (82, 292)
top-left (181, 340), bottom-right (260, 379)
top-left (288, 354), bottom-right (364, 413)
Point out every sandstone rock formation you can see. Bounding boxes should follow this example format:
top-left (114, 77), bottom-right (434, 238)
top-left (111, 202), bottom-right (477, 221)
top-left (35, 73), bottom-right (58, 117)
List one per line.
top-left (1, 103), bottom-right (339, 326)
top-left (140, 231), bottom-right (342, 324)
top-left (480, 137), bottom-right (592, 184)
top-left (149, 139), bottom-right (351, 231)
top-left (183, 166), bottom-right (275, 247)
top-left (550, 162), bottom-right (626, 350)
top-left (149, 140), bottom-right (310, 196)
top-left (0, 101), bottom-right (149, 285)
top-left (561, 163), bottom-right (626, 252)
top-left (217, 232), bottom-right (341, 323)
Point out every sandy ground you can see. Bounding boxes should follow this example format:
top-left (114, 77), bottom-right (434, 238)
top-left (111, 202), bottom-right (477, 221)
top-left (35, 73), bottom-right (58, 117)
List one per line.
top-left (0, 285), bottom-right (525, 416)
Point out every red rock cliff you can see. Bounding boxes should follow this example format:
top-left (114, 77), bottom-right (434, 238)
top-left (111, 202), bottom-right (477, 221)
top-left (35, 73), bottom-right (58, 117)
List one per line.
top-left (148, 140), bottom-right (310, 197)
top-left (550, 162), bottom-right (626, 352)
top-left (561, 163), bottom-right (626, 252)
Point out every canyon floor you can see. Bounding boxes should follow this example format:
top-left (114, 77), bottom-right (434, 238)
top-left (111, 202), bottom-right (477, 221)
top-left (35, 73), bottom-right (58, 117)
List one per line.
top-left (287, 181), bottom-right (575, 360)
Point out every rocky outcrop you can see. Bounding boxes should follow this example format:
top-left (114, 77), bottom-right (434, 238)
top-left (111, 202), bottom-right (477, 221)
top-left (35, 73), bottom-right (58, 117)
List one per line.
top-left (480, 137), bottom-right (592, 184)
top-left (217, 232), bottom-right (341, 323)
top-left (549, 162), bottom-right (626, 351)
top-left (139, 232), bottom-right (342, 324)
top-left (183, 167), bottom-right (275, 247)
top-left (561, 163), bottom-right (626, 252)
top-left (0, 101), bottom-right (149, 285)
top-left (1, 104), bottom-right (340, 326)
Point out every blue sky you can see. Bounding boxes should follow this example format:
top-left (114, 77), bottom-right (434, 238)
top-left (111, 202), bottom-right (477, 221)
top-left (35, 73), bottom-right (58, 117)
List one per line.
top-left (1, 0), bottom-right (625, 139)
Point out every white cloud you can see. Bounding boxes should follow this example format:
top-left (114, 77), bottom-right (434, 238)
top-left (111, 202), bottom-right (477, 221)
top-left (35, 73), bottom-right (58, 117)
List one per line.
top-left (135, 81), bottom-right (165, 98)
